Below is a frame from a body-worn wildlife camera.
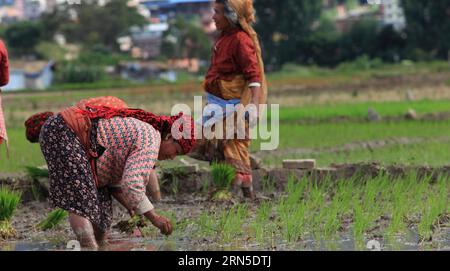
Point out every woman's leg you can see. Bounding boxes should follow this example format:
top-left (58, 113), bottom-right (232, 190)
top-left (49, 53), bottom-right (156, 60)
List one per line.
top-left (69, 213), bottom-right (98, 249)
top-left (93, 224), bottom-right (109, 247)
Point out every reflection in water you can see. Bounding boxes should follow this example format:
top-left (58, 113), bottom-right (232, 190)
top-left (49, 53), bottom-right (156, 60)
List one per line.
top-left (0, 229), bottom-right (449, 251)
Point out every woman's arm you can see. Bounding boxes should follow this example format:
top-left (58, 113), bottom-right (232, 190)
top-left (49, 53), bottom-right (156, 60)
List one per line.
top-left (146, 170), bottom-right (161, 202)
top-left (110, 186), bottom-right (134, 215)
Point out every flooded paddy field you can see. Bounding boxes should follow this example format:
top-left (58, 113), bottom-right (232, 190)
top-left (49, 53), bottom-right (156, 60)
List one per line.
top-left (1, 64), bottom-right (450, 251)
top-left (1, 172), bottom-right (448, 251)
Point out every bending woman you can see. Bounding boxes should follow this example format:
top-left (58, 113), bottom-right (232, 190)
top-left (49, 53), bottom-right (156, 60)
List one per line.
top-left (25, 96), bottom-right (195, 249)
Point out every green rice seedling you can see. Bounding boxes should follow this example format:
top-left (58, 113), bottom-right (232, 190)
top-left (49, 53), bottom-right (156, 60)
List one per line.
top-left (418, 176), bottom-right (449, 241)
top-left (252, 202), bottom-right (272, 244)
top-left (31, 180), bottom-right (39, 201)
top-left (113, 214), bottom-right (149, 235)
top-left (334, 178), bottom-right (355, 218)
top-left (401, 173), bottom-right (429, 223)
top-left (25, 166), bottom-right (49, 179)
top-left (351, 176), bottom-right (381, 239)
top-left (360, 176), bottom-right (385, 231)
top-left (210, 163), bottom-right (236, 201)
top-left (278, 201), bottom-right (306, 243)
top-left (322, 196), bottom-right (343, 239)
top-left (261, 176), bottom-right (276, 194)
top-left (201, 178), bottom-right (210, 195)
top-left (217, 204), bottom-right (248, 243)
top-left (308, 183), bottom-right (327, 234)
top-left (0, 187), bottom-right (21, 221)
top-left (418, 197), bottom-right (439, 242)
top-left (352, 198), bottom-right (368, 239)
top-left (170, 178), bottom-right (180, 195)
top-left (195, 212), bottom-right (216, 237)
top-left (386, 178), bottom-right (409, 236)
top-left (37, 209), bottom-right (69, 231)
top-left (0, 187), bottom-right (22, 239)
top-left (161, 167), bottom-right (187, 195)
top-left (286, 175), bottom-right (308, 198)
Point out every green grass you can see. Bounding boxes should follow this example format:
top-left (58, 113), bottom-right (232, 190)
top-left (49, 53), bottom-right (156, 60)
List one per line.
top-left (255, 119), bottom-right (450, 151)
top-left (271, 99), bottom-right (450, 122)
top-left (0, 128), bottom-right (45, 172)
top-left (263, 140), bottom-right (450, 168)
top-left (25, 166), bottom-right (49, 179)
top-left (3, 115), bottom-right (450, 173)
top-left (0, 187), bottom-right (21, 221)
top-left (267, 61), bottom-right (450, 83)
top-left (37, 209), bottom-right (69, 231)
top-left (2, 65), bottom-right (450, 173)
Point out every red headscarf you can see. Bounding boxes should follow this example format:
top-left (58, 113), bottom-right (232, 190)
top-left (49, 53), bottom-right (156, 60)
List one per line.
top-left (79, 105), bottom-right (196, 154)
top-left (25, 107), bottom-right (196, 154)
top-left (24, 112), bottom-right (54, 143)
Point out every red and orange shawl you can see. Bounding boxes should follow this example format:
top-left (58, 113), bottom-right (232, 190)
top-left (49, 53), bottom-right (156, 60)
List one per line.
top-left (0, 39), bottom-right (10, 156)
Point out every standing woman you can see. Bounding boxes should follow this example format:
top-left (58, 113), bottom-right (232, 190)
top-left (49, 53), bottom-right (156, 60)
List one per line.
top-left (0, 39), bottom-right (9, 156)
top-left (189, 0), bottom-right (267, 199)
top-left (25, 97), bottom-right (195, 249)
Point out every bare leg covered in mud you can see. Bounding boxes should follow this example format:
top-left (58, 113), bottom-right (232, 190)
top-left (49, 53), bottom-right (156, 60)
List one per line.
top-left (232, 173), bottom-right (255, 200)
top-left (68, 213), bottom-right (99, 250)
top-left (92, 224), bottom-right (108, 247)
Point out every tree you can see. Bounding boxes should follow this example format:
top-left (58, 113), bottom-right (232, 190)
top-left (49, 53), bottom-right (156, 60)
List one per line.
top-left (46, 0), bottom-right (146, 51)
top-left (161, 16), bottom-right (212, 62)
top-left (4, 21), bottom-right (42, 56)
top-left (254, 0), bottom-right (322, 69)
top-left (96, 0), bottom-right (147, 50)
top-left (39, 4), bottom-right (71, 41)
top-left (338, 19), bottom-right (379, 61)
top-left (401, 0), bottom-right (450, 60)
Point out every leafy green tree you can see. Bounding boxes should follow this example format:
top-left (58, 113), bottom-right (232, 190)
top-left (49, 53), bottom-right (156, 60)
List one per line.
top-left (4, 21), bottom-right (42, 56)
top-left (44, 0), bottom-right (146, 51)
top-left (161, 16), bottom-right (211, 61)
top-left (254, 0), bottom-right (322, 69)
top-left (38, 4), bottom-right (71, 41)
top-left (338, 19), bottom-right (379, 61)
top-left (401, 0), bottom-right (450, 59)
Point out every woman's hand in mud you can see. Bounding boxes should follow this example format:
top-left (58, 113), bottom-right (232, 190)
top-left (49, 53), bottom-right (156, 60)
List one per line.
top-left (145, 210), bottom-right (173, 236)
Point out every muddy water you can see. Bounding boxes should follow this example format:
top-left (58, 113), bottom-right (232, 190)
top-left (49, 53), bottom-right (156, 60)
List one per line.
top-left (1, 238), bottom-right (182, 251)
top-left (1, 200), bottom-right (449, 251)
top-left (2, 229), bottom-right (449, 251)
top-left (0, 234), bottom-right (450, 251)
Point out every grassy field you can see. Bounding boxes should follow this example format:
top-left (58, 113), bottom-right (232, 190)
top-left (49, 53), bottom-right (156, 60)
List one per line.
top-left (267, 60), bottom-right (450, 87)
top-left (1, 61), bottom-right (449, 251)
top-left (3, 106), bottom-right (450, 172)
top-left (2, 61), bottom-right (450, 172)
top-left (271, 99), bottom-right (450, 122)
top-left (262, 140), bottom-right (450, 168)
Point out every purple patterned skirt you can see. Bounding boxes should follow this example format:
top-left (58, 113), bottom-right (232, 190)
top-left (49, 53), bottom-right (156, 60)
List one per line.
top-left (39, 114), bottom-right (112, 232)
